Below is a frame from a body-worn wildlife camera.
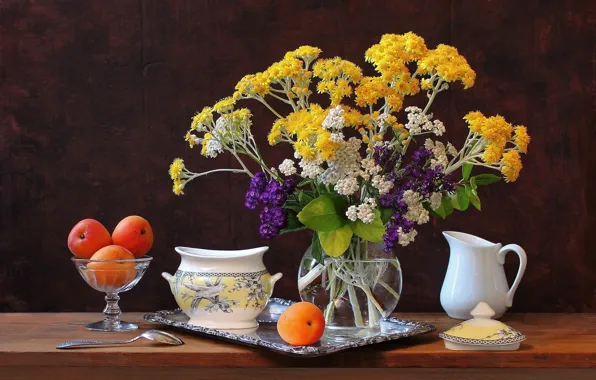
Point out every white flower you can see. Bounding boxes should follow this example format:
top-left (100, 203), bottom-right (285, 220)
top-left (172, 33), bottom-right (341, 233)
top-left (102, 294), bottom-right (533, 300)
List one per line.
top-left (346, 205), bottom-right (358, 222)
top-left (355, 198), bottom-right (377, 224)
top-left (330, 132), bottom-right (345, 143)
top-left (372, 174), bottom-right (393, 195)
top-left (433, 119), bottom-right (446, 136)
top-left (299, 158), bottom-right (323, 179)
top-left (204, 136), bottom-right (224, 157)
top-left (405, 107), bottom-right (445, 136)
top-left (335, 177), bottom-right (359, 196)
top-left (447, 142), bottom-right (458, 156)
top-left (397, 227), bottom-right (418, 246)
top-left (321, 137), bottom-right (362, 185)
top-left (430, 192), bottom-right (443, 210)
top-left (402, 190), bottom-right (429, 225)
top-left (361, 158), bottom-right (381, 175)
top-left (424, 139), bottom-right (449, 169)
top-left (322, 105), bottom-right (345, 131)
top-left (278, 159), bottom-right (297, 176)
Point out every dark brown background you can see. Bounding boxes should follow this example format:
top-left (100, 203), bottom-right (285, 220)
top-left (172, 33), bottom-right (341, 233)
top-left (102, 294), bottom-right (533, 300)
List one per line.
top-left (1, 0), bottom-right (595, 313)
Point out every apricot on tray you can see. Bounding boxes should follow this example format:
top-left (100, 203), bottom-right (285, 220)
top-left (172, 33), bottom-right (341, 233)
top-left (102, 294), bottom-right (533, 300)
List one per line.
top-left (277, 302), bottom-right (325, 346)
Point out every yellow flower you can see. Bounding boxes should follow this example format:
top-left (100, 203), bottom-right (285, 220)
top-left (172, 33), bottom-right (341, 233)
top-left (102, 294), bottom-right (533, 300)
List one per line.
top-left (191, 107), bottom-right (213, 131)
top-left (416, 44), bottom-right (476, 89)
top-left (513, 125), bottom-right (530, 153)
top-left (464, 111), bottom-right (485, 133)
top-left (354, 76), bottom-right (393, 107)
top-left (341, 105), bottom-right (364, 128)
top-left (169, 158), bottom-right (185, 180)
top-left (213, 97), bottom-right (235, 113)
top-left (201, 133), bottom-right (212, 156)
top-left (268, 120), bottom-right (284, 145)
top-left (172, 179), bottom-right (185, 196)
top-left (482, 143), bottom-right (504, 164)
top-left (365, 33), bottom-right (428, 78)
top-left (185, 132), bottom-right (196, 148)
top-left (480, 115), bottom-right (513, 145)
top-left (386, 93), bottom-right (404, 111)
top-left (267, 56), bottom-right (303, 81)
top-left (295, 141), bottom-right (315, 160)
top-left (421, 78), bottom-right (433, 90)
top-left (500, 150), bottom-right (523, 182)
top-left (289, 45), bottom-right (322, 65)
top-left (235, 72), bottom-right (271, 97)
top-left (313, 58), bottom-right (363, 105)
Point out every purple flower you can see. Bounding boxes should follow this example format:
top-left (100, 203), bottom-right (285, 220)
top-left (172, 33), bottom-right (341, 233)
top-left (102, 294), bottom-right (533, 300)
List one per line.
top-left (250, 172), bottom-right (268, 193)
top-left (373, 143), bottom-right (400, 173)
top-left (259, 224), bottom-right (279, 240)
top-left (244, 171), bottom-right (296, 240)
top-left (244, 190), bottom-right (260, 210)
top-left (381, 147), bottom-right (455, 252)
top-left (282, 178), bottom-right (297, 193)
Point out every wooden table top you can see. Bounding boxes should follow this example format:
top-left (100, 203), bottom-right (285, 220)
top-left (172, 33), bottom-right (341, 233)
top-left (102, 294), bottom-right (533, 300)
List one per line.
top-left (0, 312), bottom-right (595, 368)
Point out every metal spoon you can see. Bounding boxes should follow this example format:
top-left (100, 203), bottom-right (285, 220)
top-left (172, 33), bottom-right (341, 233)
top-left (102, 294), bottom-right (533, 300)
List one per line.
top-left (56, 329), bottom-right (184, 349)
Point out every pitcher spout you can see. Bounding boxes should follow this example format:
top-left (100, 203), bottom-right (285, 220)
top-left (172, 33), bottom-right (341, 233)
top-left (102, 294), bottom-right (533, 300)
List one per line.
top-left (443, 231), bottom-right (500, 250)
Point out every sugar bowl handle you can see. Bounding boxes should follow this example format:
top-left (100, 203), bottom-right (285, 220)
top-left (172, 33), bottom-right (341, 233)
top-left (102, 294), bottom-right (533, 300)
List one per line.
top-left (497, 244), bottom-right (527, 307)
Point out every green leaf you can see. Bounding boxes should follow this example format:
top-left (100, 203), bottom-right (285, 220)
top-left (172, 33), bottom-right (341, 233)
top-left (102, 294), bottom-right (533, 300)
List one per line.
top-left (311, 233), bottom-right (323, 264)
top-left (280, 210), bottom-right (306, 234)
top-left (464, 184), bottom-right (472, 197)
top-left (456, 187), bottom-right (470, 211)
top-left (283, 204), bottom-right (303, 213)
top-left (470, 193), bottom-right (481, 211)
top-left (297, 179), bottom-right (311, 187)
top-left (473, 173), bottom-right (501, 186)
top-left (429, 203), bottom-right (446, 218)
top-left (350, 209), bottom-right (385, 243)
top-left (462, 163), bottom-right (473, 180)
top-left (380, 207), bottom-right (394, 224)
top-left (298, 190), bottom-right (315, 204)
top-left (470, 177), bottom-right (478, 192)
top-left (318, 225), bottom-right (353, 257)
top-left (297, 195), bottom-right (347, 232)
top-left (442, 194), bottom-right (454, 217)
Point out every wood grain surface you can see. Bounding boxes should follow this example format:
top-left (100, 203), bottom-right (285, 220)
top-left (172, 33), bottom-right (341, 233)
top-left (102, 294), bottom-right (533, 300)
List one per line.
top-left (0, 312), bottom-right (595, 369)
top-left (0, 0), bottom-right (595, 312)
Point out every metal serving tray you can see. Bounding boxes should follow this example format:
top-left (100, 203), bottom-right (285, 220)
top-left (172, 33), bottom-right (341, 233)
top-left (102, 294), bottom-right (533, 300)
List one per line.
top-left (144, 298), bottom-right (436, 357)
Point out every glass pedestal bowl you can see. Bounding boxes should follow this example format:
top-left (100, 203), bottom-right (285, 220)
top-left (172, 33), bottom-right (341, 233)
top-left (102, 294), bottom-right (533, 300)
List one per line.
top-left (72, 256), bottom-right (152, 332)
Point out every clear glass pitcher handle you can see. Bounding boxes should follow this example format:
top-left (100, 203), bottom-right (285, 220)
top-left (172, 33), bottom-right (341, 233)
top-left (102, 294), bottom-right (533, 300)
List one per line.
top-left (497, 244), bottom-right (527, 307)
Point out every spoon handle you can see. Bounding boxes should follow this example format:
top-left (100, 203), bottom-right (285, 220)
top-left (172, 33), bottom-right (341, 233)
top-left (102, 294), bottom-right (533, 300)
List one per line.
top-left (56, 339), bottom-right (133, 349)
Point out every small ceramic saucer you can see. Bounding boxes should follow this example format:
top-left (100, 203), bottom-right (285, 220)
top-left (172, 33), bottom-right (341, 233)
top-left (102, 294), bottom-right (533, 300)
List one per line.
top-left (439, 302), bottom-right (526, 351)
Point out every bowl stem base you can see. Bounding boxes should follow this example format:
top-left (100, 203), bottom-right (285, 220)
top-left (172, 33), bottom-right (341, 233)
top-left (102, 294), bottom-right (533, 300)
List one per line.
top-left (85, 320), bottom-right (138, 332)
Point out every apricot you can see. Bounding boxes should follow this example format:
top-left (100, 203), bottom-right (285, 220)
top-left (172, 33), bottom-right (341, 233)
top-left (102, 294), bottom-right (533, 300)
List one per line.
top-left (112, 216), bottom-right (154, 258)
top-left (277, 302), bottom-right (325, 346)
top-left (67, 219), bottom-right (112, 259)
top-left (87, 245), bottom-right (137, 290)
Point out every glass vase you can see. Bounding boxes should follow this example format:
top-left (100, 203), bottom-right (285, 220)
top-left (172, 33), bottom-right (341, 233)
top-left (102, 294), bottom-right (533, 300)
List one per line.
top-left (298, 237), bottom-right (402, 337)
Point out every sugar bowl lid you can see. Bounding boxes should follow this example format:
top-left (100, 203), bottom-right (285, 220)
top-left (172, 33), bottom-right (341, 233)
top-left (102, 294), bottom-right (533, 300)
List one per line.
top-left (439, 302), bottom-right (526, 350)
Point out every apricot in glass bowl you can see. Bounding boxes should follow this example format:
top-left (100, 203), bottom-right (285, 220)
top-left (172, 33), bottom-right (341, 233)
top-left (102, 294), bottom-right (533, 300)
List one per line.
top-left (72, 247), bottom-right (152, 332)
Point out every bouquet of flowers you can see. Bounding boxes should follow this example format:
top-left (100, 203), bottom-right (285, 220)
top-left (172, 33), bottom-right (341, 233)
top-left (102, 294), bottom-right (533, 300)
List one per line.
top-left (169, 32), bottom-right (530, 328)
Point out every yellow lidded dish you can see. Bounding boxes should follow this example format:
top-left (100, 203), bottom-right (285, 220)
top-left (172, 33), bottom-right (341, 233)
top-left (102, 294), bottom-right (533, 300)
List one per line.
top-left (439, 302), bottom-right (526, 351)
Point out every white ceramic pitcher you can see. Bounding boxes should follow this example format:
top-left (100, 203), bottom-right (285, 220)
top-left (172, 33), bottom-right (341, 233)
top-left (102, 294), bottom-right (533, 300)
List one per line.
top-left (440, 231), bottom-right (527, 320)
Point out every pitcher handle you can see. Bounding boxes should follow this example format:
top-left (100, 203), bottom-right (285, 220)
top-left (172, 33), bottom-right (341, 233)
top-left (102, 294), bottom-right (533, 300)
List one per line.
top-left (497, 244), bottom-right (527, 307)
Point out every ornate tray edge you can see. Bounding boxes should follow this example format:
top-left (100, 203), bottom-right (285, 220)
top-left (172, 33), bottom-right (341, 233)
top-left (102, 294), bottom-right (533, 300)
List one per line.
top-left (143, 299), bottom-right (437, 357)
